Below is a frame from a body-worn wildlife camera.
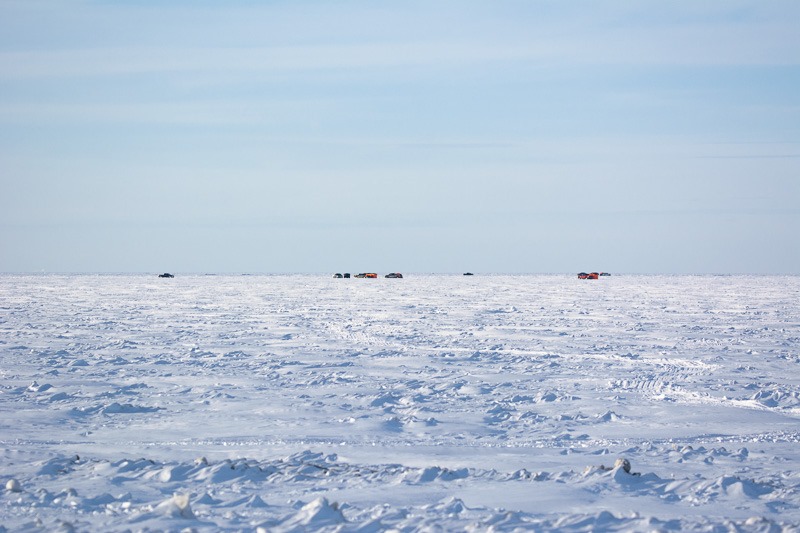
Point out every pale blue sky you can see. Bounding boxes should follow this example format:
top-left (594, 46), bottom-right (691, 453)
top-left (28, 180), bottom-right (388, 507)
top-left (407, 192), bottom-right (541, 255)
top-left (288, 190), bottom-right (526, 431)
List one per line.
top-left (1, 1), bottom-right (798, 273)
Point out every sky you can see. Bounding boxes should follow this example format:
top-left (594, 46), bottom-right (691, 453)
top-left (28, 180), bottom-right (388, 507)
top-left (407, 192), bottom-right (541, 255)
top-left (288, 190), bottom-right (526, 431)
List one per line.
top-left (1, 1), bottom-right (799, 274)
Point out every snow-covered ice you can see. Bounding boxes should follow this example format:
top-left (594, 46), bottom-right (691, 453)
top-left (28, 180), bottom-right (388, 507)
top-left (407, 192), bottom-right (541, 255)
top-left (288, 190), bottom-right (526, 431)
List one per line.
top-left (1, 274), bottom-right (799, 531)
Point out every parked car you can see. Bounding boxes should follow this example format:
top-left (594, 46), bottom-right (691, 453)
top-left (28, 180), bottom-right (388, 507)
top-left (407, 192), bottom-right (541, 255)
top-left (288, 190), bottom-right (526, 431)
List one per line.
top-left (158, 273), bottom-right (174, 278)
top-left (385, 273), bottom-right (403, 278)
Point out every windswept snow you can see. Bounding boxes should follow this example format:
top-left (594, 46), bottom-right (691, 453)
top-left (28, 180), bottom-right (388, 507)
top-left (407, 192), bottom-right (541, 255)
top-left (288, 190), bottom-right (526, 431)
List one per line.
top-left (1, 274), bottom-right (799, 531)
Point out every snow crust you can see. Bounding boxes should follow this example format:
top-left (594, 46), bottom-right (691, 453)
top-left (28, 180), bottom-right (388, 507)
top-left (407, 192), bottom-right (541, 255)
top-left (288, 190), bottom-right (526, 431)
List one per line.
top-left (1, 273), bottom-right (799, 531)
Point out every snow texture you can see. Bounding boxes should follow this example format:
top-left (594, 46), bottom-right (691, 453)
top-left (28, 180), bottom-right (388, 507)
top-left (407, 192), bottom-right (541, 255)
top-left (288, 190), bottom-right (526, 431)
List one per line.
top-left (1, 274), bottom-right (799, 531)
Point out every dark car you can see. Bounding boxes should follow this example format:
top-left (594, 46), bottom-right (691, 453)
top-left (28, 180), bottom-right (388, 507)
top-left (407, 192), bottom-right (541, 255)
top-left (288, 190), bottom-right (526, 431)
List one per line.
top-left (158, 273), bottom-right (174, 278)
top-left (385, 273), bottom-right (403, 278)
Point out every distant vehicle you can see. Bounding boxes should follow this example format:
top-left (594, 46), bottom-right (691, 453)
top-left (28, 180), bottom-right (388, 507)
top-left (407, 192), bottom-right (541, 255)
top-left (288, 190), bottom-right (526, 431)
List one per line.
top-left (343, 273), bottom-right (351, 278)
top-left (463, 272), bottom-right (474, 276)
top-left (599, 272), bottom-right (611, 276)
top-left (385, 273), bottom-right (403, 278)
top-left (158, 273), bottom-right (174, 278)
top-left (355, 273), bottom-right (378, 278)
top-left (578, 272), bottom-right (599, 279)
top-left (333, 273), bottom-right (343, 278)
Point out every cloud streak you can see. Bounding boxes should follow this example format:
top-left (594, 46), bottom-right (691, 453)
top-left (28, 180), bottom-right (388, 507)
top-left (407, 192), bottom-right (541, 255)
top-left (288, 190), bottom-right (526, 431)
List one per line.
top-left (1, 16), bottom-right (798, 81)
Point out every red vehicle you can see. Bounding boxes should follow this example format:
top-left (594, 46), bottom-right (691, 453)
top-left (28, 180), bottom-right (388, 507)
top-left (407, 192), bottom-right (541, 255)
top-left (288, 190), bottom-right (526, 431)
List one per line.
top-left (578, 272), bottom-right (600, 279)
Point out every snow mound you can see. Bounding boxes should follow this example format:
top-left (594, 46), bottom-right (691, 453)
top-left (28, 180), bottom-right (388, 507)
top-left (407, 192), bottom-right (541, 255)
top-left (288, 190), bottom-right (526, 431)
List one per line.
top-left (749, 386), bottom-right (800, 409)
top-left (27, 381), bottom-right (53, 393)
top-left (101, 402), bottom-right (160, 414)
top-left (271, 497), bottom-right (345, 532)
top-left (404, 466), bottom-right (469, 483)
top-left (153, 493), bottom-right (195, 519)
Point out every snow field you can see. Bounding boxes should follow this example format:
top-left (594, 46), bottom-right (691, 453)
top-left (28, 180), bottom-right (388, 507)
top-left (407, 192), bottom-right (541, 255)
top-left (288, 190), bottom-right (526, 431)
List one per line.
top-left (1, 274), bottom-right (799, 531)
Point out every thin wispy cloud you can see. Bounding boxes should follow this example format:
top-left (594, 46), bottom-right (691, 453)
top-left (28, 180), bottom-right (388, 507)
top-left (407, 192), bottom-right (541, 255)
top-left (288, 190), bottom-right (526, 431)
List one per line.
top-left (1, 23), bottom-right (797, 82)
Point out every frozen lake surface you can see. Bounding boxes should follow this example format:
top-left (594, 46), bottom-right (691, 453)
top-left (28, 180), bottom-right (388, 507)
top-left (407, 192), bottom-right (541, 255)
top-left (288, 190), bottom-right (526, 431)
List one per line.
top-left (1, 274), bottom-right (799, 531)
